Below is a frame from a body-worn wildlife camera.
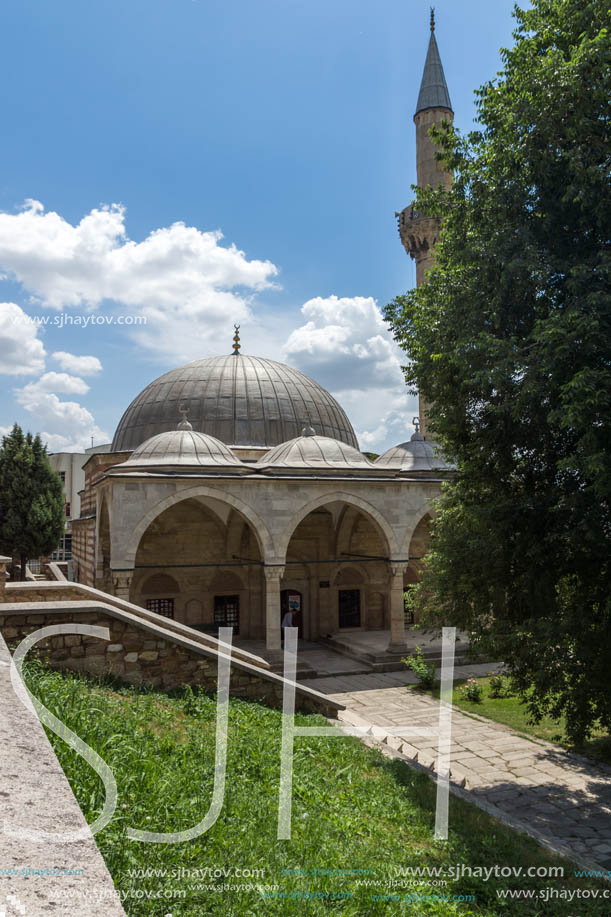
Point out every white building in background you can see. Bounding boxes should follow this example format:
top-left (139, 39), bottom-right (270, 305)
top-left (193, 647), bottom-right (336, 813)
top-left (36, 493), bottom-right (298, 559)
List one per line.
top-left (49, 444), bottom-right (111, 561)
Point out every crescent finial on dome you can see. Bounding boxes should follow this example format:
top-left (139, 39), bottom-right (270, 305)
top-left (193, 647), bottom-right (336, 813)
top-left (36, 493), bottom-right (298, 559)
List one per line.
top-left (177, 402), bottom-right (193, 431)
top-left (232, 324), bottom-right (241, 355)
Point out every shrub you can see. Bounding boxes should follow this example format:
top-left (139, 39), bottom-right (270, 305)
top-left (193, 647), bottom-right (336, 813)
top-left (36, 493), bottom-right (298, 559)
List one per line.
top-left (402, 646), bottom-right (436, 689)
top-left (488, 671), bottom-right (510, 699)
top-left (460, 678), bottom-right (483, 703)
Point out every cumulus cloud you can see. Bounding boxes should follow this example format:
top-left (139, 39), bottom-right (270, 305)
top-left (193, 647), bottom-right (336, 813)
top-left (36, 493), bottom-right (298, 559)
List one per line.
top-left (15, 376), bottom-right (108, 453)
top-left (0, 302), bottom-right (46, 375)
top-left (283, 295), bottom-right (416, 452)
top-left (0, 200), bottom-right (279, 362)
top-left (52, 351), bottom-right (102, 375)
top-left (284, 295), bottom-right (404, 392)
top-left (24, 372), bottom-right (90, 395)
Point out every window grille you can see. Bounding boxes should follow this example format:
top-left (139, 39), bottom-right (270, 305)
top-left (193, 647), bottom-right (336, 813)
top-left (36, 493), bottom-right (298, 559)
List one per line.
top-left (146, 598), bottom-right (175, 619)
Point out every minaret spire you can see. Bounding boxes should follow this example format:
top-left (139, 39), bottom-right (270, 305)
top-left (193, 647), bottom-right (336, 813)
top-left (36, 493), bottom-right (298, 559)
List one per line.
top-left (415, 14), bottom-right (453, 118)
top-left (395, 11), bottom-right (454, 439)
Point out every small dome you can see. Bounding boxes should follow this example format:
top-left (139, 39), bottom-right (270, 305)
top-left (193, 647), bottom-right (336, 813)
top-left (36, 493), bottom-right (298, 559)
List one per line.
top-left (258, 428), bottom-right (374, 473)
top-left (375, 431), bottom-right (454, 473)
top-left (113, 428), bottom-right (246, 472)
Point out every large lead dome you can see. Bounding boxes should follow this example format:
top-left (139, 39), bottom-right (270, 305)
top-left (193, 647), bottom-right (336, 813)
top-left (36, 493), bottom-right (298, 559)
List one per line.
top-left (111, 353), bottom-right (358, 452)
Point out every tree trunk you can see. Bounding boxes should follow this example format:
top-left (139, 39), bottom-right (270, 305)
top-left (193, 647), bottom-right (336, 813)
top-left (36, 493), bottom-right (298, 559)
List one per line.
top-left (20, 553), bottom-right (27, 581)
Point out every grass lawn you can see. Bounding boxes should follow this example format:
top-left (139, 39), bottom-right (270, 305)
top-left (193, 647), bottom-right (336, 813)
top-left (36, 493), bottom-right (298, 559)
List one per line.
top-left (417, 676), bottom-right (611, 765)
top-left (22, 660), bottom-right (611, 916)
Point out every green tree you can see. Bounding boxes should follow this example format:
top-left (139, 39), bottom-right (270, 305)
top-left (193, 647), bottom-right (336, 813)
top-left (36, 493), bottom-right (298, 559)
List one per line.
top-left (0, 424), bottom-right (65, 580)
top-left (384, 0), bottom-right (610, 743)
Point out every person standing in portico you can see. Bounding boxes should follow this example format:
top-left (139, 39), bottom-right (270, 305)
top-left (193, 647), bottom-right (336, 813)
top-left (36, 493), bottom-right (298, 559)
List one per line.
top-left (281, 608), bottom-right (294, 645)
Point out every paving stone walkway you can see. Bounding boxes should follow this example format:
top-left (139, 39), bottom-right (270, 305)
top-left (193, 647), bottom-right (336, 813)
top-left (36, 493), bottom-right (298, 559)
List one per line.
top-left (300, 667), bottom-right (611, 871)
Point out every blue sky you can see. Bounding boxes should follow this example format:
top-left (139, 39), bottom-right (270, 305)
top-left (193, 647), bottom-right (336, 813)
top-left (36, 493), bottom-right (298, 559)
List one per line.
top-left (0, 0), bottom-right (517, 453)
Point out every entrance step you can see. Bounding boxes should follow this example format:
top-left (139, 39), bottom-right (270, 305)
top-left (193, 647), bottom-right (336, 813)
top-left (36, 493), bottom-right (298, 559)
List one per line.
top-left (267, 658), bottom-right (318, 678)
top-left (317, 635), bottom-right (481, 673)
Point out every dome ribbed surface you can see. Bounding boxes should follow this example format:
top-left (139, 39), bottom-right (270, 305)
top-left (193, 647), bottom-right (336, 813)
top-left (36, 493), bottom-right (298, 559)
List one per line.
top-left (258, 433), bottom-right (373, 471)
top-left (117, 429), bottom-right (245, 470)
top-left (111, 354), bottom-right (358, 452)
top-left (375, 434), bottom-right (454, 473)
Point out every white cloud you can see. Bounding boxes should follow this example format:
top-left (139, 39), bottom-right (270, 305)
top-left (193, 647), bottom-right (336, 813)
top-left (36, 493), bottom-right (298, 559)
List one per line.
top-left (284, 295), bottom-right (403, 392)
top-left (0, 200), bottom-right (279, 362)
top-left (52, 351), bottom-right (102, 375)
top-left (15, 376), bottom-right (108, 453)
top-left (0, 302), bottom-right (46, 375)
top-left (25, 372), bottom-right (90, 395)
top-left (283, 295), bottom-right (416, 452)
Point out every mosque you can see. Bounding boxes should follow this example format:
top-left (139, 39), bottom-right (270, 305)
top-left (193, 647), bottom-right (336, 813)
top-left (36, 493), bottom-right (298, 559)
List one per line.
top-left (71, 14), bottom-right (454, 663)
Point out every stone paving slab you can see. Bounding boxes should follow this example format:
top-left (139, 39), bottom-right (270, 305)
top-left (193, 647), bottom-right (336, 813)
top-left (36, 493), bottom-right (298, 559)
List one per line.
top-left (301, 665), bottom-right (611, 872)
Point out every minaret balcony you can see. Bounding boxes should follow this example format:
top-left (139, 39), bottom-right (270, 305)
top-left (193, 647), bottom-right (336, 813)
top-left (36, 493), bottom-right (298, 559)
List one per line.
top-left (395, 204), bottom-right (441, 261)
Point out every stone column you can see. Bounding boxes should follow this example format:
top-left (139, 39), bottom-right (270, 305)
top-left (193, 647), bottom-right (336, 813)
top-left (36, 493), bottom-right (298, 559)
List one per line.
top-left (264, 565), bottom-right (285, 655)
top-left (0, 555), bottom-right (11, 602)
top-left (112, 570), bottom-right (133, 602)
top-left (386, 562), bottom-right (409, 654)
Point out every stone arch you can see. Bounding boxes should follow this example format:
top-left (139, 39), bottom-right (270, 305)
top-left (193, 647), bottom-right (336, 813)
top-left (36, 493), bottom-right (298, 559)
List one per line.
top-left (333, 564), bottom-right (367, 587)
top-left (141, 572), bottom-right (180, 594)
top-left (399, 501), bottom-right (437, 558)
top-left (184, 598), bottom-right (203, 626)
top-left (209, 569), bottom-right (243, 591)
top-left (278, 492), bottom-right (399, 560)
top-left (123, 485), bottom-right (275, 567)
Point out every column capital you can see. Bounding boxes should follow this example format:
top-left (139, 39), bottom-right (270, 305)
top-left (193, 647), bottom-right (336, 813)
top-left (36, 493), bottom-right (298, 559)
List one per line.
top-left (388, 561), bottom-right (409, 579)
top-left (112, 570), bottom-right (133, 592)
top-left (263, 565), bottom-right (285, 584)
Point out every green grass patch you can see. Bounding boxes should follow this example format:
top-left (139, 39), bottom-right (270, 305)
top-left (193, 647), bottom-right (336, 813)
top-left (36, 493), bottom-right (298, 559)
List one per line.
top-left (415, 677), bottom-right (611, 765)
top-left (22, 660), bottom-right (610, 916)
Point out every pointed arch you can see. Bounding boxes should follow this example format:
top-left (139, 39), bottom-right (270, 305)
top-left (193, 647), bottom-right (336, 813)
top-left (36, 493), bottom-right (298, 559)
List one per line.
top-left (121, 485), bottom-right (275, 567)
top-left (278, 491), bottom-right (399, 559)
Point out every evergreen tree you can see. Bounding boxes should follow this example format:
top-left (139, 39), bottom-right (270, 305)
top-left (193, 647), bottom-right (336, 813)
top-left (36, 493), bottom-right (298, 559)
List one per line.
top-left (385, 0), bottom-right (610, 742)
top-left (0, 425), bottom-right (65, 579)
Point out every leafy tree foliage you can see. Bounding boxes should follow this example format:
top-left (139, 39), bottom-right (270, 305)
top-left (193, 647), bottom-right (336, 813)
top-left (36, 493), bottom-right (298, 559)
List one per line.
top-left (0, 424), bottom-right (65, 579)
top-left (385, 0), bottom-right (610, 743)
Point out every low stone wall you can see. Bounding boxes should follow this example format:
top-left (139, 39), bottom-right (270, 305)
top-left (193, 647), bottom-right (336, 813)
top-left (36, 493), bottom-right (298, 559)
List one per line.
top-left (0, 601), bottom-right (343, 717)
top-left (5, 580), bottom-right (271, 671)
top-left (0, 632), bottom-right (127, 917)
top-left (7, 584), bottom-right (81, 602)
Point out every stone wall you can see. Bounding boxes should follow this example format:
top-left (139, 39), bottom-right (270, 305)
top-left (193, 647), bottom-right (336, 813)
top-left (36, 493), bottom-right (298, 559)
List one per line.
top-left (0, 603), bottom-right (342, 717)
top-left (72, 515), bottom-right (96, 586)
top-left (6, 585), bottom-right (83, 603)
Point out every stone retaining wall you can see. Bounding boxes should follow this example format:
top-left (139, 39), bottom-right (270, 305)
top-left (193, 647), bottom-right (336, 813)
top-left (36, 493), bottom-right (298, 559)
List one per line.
top-left (6, 584), bottom-right (82, 603)
top-left (0, 603), bottom-right (342, 717)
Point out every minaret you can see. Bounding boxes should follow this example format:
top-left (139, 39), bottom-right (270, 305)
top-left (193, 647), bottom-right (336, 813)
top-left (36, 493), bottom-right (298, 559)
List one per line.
top-left (396, 9), bottom-right (453, 438)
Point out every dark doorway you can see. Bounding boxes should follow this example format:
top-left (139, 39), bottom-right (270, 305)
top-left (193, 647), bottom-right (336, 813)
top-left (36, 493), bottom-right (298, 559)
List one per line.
top-left (281, 589), bottom-right (304, 638)
top-left (214, 594), bottom-right (240, 635)
top-left (338, 589), bottom-right (361, 628)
